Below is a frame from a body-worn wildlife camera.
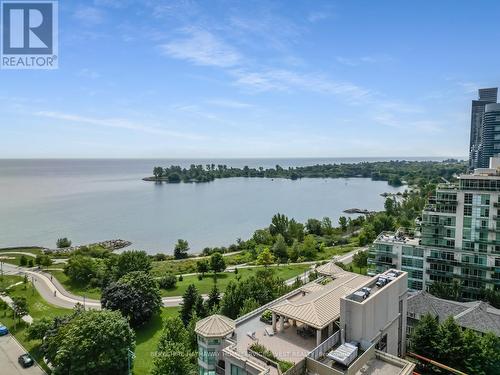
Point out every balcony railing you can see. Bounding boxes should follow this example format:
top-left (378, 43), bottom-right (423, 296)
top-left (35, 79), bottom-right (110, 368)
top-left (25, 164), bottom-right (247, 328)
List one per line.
top-left (426, 269), bottom-right (454, 277)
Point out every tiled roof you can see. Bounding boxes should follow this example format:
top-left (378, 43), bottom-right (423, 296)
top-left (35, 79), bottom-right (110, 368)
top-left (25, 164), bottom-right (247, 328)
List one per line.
top-left (316, 262), bottom-right (346, 276)
top-left (407, 291), bottom-right (500, 336)
top-left (195, 314), bottom-right (235, 338)
top-left (271, 273), bottom-right (370, 329)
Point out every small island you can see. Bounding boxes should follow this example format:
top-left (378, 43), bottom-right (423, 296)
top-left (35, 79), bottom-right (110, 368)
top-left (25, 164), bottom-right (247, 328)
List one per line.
top-left (143, 160), bottom-right (466, 187)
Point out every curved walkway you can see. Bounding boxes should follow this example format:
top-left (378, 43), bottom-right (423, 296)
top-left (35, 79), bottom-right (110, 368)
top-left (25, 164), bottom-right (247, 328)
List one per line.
top-left (0, 247), bottom-right (364, 310)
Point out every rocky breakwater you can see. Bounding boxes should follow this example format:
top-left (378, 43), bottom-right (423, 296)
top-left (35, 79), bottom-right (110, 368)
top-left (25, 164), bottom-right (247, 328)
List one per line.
top-left (45, 239), bottom-right (132, 254)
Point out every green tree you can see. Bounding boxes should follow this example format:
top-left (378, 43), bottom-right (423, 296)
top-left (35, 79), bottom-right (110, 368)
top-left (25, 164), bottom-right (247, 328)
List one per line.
top-left (352, 251), bottom-right (368, 270)
top-left (480, 332), bottom-right (500, 375)
top-left (187, 314), bottom-right (199, 350)
top-left (157, 316), bottom-right (188, 346)
top-left (305, 218), bottom-right (322, 235)
top-left (114, 250), bottom-right (152, 279)
top-left (384, 197), bottom-right (397, 215)
top-left (101, 271), bottom-right (161, 327)
top-left (252, 229), bottom-right (273, 245)
top-left (436, 316), bottom-right (464, 365)
top-left (410, 313), bottom-right (440, 359)
top-left (64, 255), bottom-right (98, 284)
top-left (174, 239), bottom-right (189, 259)
top-left (196, 259), bottom-right (209, 277)
top-left (206, 284), bottom-right (221, 312)
top-left (461, 329), bottom-right (483, 375)
top-left (269, 213), bottom-right (289, 238)
top-left (210, 252), bottom-right (226, 275)
top-left (180, 284), bottom-right (200, 326)
top-left (43, 310), bottom-right (134, 375)
top-left (12, 297), bottom-right (28, 322)
top-left (19, 255), bottom-right (28, 267)
top-left (256, 247), bottom-right (275, 267)
top-left (56, 237), bottom-right (72, 248)
top-left (288, 240), bottom-right (301, 262)
top-left (26, 317), bottom-right (52, 341)
top-left (271, 234), bottom-right (288, 263)
top-left (287, 219), bottom-right (305, 242)
top-left (302, 234), bottom-right (317, 259)
top-left (153, 166), bottom-right (163, 179)
top-left (338, 216), bottom-right (348, 231)
top-left (151, 341), bottom-right (193, 375)
top-left (239, 298), bottom-right (260, 316)
top-left (321, 217), bottom-right (333, 235)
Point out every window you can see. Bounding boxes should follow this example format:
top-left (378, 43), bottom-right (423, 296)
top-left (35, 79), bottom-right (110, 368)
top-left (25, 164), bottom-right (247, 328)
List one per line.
top-left (465, 193), bottom-right (473, 205)
top-left (231, 365), bottom-right (249, 375)
top-left (199, 369), bottom-right (216, 375)
top-left (464, 206), bottom-right (472, 216)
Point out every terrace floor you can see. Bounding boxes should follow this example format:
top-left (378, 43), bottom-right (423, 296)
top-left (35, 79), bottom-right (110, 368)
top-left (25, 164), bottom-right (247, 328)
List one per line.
top-left (235, 314), bottom-right (316, 365)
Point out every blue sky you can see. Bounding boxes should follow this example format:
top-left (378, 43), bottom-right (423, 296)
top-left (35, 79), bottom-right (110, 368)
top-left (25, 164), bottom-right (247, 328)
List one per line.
top-left (1, 0), bottom-right (500, 158)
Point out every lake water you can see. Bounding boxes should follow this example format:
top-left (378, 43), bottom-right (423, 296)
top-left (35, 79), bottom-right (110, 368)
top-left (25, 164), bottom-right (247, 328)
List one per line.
top-left (0, 158), bottom-right (423, 253)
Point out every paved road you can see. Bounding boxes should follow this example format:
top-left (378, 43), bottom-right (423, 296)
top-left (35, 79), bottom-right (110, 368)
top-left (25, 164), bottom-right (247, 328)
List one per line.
top-left (1, 263), bottom-right (101, 310)
top-left (0, 333), bottom-right (45, 375)
top-left (0, 246), bottom-right (365, 310)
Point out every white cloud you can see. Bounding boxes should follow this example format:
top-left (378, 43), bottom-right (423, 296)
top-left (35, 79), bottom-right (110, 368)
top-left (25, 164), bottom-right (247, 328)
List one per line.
top-left (206, 99), bottom-right (254, 109)
top-left (36, 111), bottom-right (206, 140)
top-left (307, 11), bottom-right (331, 23)
top-left (160, 28), bottom-right (241, 67)
top-left (77, 68), bottom-right (101, 80)
top-left (231, 69), bottom-right (372, 102)
top-left (336, 55), bottom-right (393, 67)
top-left (74, 6), bottom-right (105, 25)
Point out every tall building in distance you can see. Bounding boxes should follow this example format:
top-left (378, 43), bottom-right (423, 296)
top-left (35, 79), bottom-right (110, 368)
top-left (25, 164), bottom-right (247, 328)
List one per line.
top-left (469, 87), bottom-right (498, 170)
top-left (480, 103), bottom-right (500, 168)
top-left (370, 157), bottom-right (500, 299)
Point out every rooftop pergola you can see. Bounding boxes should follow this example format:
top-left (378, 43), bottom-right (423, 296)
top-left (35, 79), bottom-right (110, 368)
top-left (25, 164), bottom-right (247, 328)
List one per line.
top-left (270, 272), bottom-right (370, 345)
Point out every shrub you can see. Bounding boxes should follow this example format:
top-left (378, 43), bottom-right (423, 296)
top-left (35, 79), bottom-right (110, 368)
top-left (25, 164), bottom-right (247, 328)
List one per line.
top-left (159, 273), bottom-right (177, 289)
top-left (178, 274), bottom-right (184, 282)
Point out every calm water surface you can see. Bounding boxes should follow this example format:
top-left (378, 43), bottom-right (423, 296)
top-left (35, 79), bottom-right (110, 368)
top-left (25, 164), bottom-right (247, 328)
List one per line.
top-left (0, 158), bottom-right (422, 253)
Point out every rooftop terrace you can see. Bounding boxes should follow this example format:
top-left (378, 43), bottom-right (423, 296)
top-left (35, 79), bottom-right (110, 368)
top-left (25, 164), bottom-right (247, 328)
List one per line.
top-left (374, 230), bottom-right (420, 246)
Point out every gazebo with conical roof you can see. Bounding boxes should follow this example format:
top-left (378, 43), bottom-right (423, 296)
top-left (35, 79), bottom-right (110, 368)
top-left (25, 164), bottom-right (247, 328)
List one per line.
top-left (195, 314), bottom-right (236, 375)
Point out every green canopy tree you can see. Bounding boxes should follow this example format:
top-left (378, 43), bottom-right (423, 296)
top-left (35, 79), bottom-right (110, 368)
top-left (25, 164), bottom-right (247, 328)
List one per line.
top-left (256, 247), bottom-right (275, 267)
top-left (206, 284), bottom-right (221, 312)
top-left (410, 313), bottom-right (440, 359)
top-left (174, 239), bottom-right (189, 259)
top-left (196, 259), bottom-right (209, 277)
top-left (101, 271), bottom-right (161, 327)
top-left (210, 252), bottom-right (226, 275)
top-left (43, 310), bottom-right (135, 375)
top-left (180, 284), bottom-right (200, 326)
top-left (436, 317), bottom-right (464, 366)
top-left (64, 255), bottom-right (98, 284)
top-left (114, 250), bottom-right (151, 279)
top-left (271, 234), bottom-right (288, 263)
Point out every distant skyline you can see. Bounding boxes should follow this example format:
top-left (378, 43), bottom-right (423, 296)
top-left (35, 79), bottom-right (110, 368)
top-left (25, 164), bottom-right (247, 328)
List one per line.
top-left (1, 0), bottom-right (499, 158)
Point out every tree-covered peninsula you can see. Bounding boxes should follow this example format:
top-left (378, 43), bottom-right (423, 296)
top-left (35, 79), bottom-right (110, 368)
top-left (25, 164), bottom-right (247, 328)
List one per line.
top-left (144, 160), bottom-right (466, 187)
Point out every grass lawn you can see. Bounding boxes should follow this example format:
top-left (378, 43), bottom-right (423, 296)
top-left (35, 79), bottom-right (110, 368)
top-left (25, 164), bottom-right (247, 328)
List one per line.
top-left (0, 247), bottom-right (43, 256)
top-left (47, 270), bottom-right (102, 300)
top-left (0, 254), bottom-right (25, 266)
top-left (161, 264), bottom-right (311, 297)
top-left (345, 263), bottom-right (368, 276)
top-left (0, 275), bottom-right (72, 373)
top-left (133, 307), bottom-right (179, 375)
top-left (314, 237), bottom-right (361, 261)
top-left (151, 252), bottom-right (253, 277)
